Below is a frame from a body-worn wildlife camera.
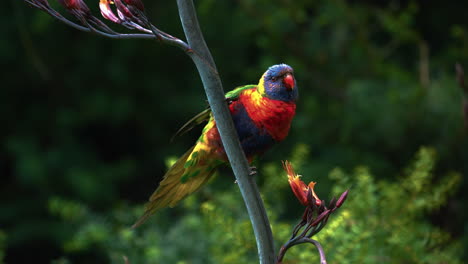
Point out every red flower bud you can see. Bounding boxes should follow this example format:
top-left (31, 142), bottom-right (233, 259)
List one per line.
top-left (114, 0), bottom-right (133, 20)
top-left (335, 189), bottom-right (349, 208)
top-left (123, 0), bottom-right (145, 12)
top-left (310, 209), bottom-right (331, 226)
top-left (57, 0), bottom-right (90, 12)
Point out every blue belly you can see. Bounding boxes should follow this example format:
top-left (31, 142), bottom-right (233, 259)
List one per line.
top-left (230, 102), bottom-right (275, 158)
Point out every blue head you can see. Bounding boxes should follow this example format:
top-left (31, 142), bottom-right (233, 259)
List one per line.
top-left (258, 64), bottom-right (298, 102)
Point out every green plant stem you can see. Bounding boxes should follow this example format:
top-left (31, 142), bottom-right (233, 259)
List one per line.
top-left (176, 1), bottom-right (275, 263)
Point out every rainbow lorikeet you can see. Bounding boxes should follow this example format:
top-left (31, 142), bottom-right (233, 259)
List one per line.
top-left (133, 64), bottom-right (298, 227)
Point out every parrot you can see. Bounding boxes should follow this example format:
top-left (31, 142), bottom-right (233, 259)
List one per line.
top-left (133, 64), bottom-right (298, 227)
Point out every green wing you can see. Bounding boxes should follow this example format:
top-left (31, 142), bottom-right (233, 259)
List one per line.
top-left (225, 84), bottom-right (256, 100)
top-left (171, 85), bottom-right (256, 141)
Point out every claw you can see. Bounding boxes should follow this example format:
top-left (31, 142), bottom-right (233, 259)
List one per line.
top-left (233, 167), bottom-right (257, 183)
top-left (249, 166), bottom-right (257, 176)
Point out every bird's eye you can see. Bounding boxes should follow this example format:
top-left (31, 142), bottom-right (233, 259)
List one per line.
top-left (271, 77), bottom-right (277, 82)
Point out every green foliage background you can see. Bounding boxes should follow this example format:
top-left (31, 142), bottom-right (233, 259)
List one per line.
top-left (2, 0), bottom-right (468, 263)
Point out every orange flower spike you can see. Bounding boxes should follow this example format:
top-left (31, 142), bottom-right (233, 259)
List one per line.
top-left (283, 161), bottom-right (322, 207)
top-left (283, 161), bottom-right (309, 206)
top-left (307, 181), bottom-right (322, 206)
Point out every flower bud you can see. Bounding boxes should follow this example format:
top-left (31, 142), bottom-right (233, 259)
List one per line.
top-left (336, 189), bottom-right (349, 208)
top-left (328, 197), bottom-right (337, 209)
top-left (114, 0), bottom-right (133, 20)
top-left (310, 209), bottom-right (330, 226)
top-left (57, 0), bottom-right (90, 13)
top-left (99, 0), bottom-right (121, 23)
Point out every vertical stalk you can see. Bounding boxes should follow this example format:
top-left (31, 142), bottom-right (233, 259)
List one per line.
top-left (176, 1), bottom-right (275, 263)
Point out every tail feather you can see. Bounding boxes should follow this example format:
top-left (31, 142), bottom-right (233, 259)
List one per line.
top-left (132, 146), bottom-right (216, 228)
top-left (169, 171), bottom-right (213, 207)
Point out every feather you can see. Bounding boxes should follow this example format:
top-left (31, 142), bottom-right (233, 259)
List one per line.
top-left (132, 146), bottom-right (215, 228)
top-left (171, 108), bottom-right (211, 141)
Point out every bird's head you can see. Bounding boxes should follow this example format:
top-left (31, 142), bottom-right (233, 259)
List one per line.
top-left (258, 64), bottom-right (298, 102)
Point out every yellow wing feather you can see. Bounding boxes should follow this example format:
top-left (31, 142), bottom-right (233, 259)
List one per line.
top-left (132, 146), bottom-right (216, 228)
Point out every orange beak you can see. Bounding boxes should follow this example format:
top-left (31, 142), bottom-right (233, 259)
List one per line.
top-left (283, 73), bottom-right (295, 90)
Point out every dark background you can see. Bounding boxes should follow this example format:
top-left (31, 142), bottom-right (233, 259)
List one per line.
top-left (2, 0), bottom-right (468, 263)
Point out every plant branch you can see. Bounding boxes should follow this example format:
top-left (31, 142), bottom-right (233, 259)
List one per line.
top-left (176, 1), bottom-right (275, 263)
top-left (299, 238), bottom-right (327, 264)
top-left (276, 237), bottom-right (327, 264)
top-left (23, 0), bottom-right (191, 48)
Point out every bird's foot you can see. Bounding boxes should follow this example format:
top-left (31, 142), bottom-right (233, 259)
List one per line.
top-left (234, 167), bottom-right (257, 184)
top-left (249, 166), bottom-right (257, 176)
